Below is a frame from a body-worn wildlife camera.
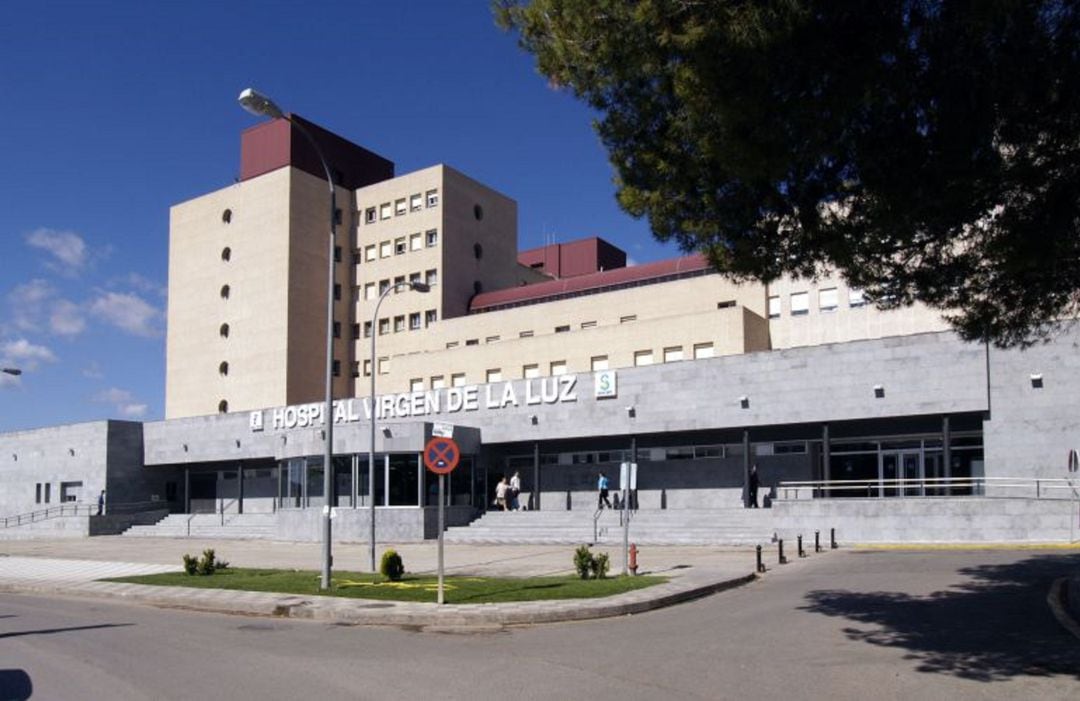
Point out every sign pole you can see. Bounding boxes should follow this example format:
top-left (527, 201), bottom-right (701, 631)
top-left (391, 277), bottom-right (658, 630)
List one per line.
top-left (438, 473), bottom-right (445, 605)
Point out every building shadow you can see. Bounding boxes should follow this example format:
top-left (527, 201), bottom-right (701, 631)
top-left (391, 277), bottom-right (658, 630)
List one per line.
top-left (800, 552), bottom-right (1080, 682)
top-left (0, 622), bottom-right (134, 640)
top-left (0, 669), bottom-right (32, 700)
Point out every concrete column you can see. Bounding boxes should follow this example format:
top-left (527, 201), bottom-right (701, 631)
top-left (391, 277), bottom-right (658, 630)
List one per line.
top-left (276, 463), bottom-right (282, 512)
top-left (822, 423), bottom-right (831, 497)
top-left (237, 463), bottom-right (244, 515)
top-left (743, 429), bottom-right (751, 508)
top-left (533, 441), bottom-right (541, 511)
top-left (184, 468), bottom-right (190, 514)
top-left (942, 415), bottom-right (952, 496)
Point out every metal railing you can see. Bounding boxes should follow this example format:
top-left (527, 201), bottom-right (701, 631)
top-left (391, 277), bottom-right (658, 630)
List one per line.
top-left (1, 503), bottom-right (93, 528)
top-left (777, 476), bottom-right (1080, 501)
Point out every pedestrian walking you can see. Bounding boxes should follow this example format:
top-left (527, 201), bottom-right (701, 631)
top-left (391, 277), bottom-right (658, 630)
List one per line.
top-left (748, 464), bottom-right (760, 508)
top-left (509, 470), bottom-right (522, 510)
top-left (597, 472), bottom-right (612, 509)
top-left (495, 476), bottom-right (510, 511)
top-left (97, 490), bottom-right (106, 516)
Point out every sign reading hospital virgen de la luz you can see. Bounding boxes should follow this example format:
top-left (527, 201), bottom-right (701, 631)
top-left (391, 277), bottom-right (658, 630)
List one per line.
top-left (249, 373), bottom-right (605, 432)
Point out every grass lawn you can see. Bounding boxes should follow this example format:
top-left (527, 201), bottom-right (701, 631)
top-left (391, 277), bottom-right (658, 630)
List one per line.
top-left (104, 568), bottom-right (666, 604)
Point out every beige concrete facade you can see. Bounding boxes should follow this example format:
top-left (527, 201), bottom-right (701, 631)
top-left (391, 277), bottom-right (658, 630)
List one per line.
top-left (166, 156), bottom-right (950, 419)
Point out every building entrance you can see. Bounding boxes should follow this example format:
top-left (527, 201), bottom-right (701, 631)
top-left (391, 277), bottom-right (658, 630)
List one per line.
top-left (880, 450), bottom-right (922, 497)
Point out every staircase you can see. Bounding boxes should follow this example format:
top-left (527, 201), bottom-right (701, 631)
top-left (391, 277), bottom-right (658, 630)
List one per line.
top-left (123, 513), bottom-right (278, 540)
top-left (444, 508), bottom-right (776, 546)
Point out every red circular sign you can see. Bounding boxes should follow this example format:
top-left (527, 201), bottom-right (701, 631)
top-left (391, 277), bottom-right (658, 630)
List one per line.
top-left (424, 437), bottom-right (460, 474)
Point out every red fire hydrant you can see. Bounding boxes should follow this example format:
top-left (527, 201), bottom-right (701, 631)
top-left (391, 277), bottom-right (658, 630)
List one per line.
top-left (629, 543), bottom-right (639, 575)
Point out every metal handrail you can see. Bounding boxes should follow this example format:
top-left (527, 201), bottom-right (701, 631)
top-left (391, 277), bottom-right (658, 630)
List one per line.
top-left (593, 508), bottom-right (604, 543)
top-left (1, 503), bottom-right (93, 528)
top-left (777, 476), bottom-right (1079, 501)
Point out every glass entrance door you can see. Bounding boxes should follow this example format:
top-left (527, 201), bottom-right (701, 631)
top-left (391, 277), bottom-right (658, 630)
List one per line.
top-left (880, 450), bottom-right (923, 497)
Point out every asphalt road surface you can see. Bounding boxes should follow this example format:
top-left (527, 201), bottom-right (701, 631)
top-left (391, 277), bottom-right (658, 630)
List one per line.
top-left (1, 549), bottom-right (1077, 700)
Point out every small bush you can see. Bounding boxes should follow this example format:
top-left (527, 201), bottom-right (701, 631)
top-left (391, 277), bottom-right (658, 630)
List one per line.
top-left (196, 548), bottom-right (216, 576)
top-left (182, 553), bottom-right (198, 576)
top-left (573, 545), bottom-right (594, 580)
top-left (380, 549), bottom-right (404, 581)
top-left (590, 551), bottom-right (610, 580)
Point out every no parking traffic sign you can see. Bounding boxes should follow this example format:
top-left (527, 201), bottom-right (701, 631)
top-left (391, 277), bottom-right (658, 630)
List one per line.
top-left (424, 437), bottom-right (460, 475)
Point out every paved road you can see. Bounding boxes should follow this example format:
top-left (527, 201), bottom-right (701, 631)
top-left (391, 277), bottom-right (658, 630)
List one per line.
top-left (2, 548), bottom-right (1077, 700)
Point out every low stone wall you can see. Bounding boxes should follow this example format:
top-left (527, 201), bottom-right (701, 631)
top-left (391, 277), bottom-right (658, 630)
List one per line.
top-left (0, 516), bottom-right (89, 540)
top-left (275, 506), bottom-right (477, 543)
top-left (771, 497), bottom-right (1080, 543)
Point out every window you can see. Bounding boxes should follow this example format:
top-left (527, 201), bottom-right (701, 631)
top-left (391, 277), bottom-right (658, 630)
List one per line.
top-left (663, 346), bottom-right (684, 362)
top-left (222, 208), bottom-right (232, 224)
top-left (523, 364), bottom-right (540, 379)
top-left (410, 194), bottom-right (422, 211)
top-left (220, 284), bottom-right (230, 299)
top-left (410, 233), bottom-right (422, 251)
top-left (219, 361), bottom-right (229, 376)
top-left (333, 246), bottom-right (342, 263)
top-left (394, 275), bottom-right (405, 287)
top-left (351, 361), bottom-right (360, 378)
top-left (425, 269), bottom-right (438, 286)
top-left (379, 318), bottom-right (390, 335)
top-left (219, 323), bottom-right (229, 338)
top-left (36, 483), bottom-right (41, 504)
top-left (446, 341), bottom-right (459, 348)
top-left (380, 241), bottom-right (392, 258)
top-left (790, 291), bottom-right (809, 316)
top-left (717, 300), bottom-right (736, 309)
top-left (465, 338), bottom-right (479, 346)
top-left (332, 321), bottom-right (341, 338)
top-left (426, 189), bottom-right (439, 207)
top-left (819, 287), bottom-right (838, 312)
top-left (363, 321), bottom-right (372, 338)
top-left (768, 295), bottom-right (781, 319)
top-left (409, 272), bottom-right (421, 285)
top-left (581, 320), bottom-right (597, 329)
top-left (693, 343), bottom-right (715, 359)
top-left (333, 284), bottom-right (341, 301)
top-left (550, 361), bottom-right (567, 376)
top-left (379, 203), bottom-right (391, 220)
top-left (486, 368), bottom-right (502, 383)
top-left (363, 360), bottom-right (372, 377)
top-left (425, 309), bottom-right (437, 327)
top-left (394, 315), bottom-right (405, 333)
top-left (634, 350), bottom-right (654, 366)
top-left (519, 330), bottom-right (534, 338)
top-left (473, 242), bottom-right (483, 259)
top-left (410, 378), bottom-right (424, 392)
top-left (431, 375), bottom-right (445, 390)
top-left (365, 207), bottom-right (376, 224)
top-left (451, 373), bottom-right (466, 387)
top-left (426, 229), bottom-right (438, 247)
top-left (332, 360), bottom-right (341, 377)
top-left (365, 245), bottom-right (376, 262)
top-left (364, 283), bottom-right (376, 300)
top-left (218, 400), bottom-right (228, 414)
top-left (409, 312), bottom-right (421, 330)
top-left (378, 357), bottom-right (389, 375)
top-left (849, 288), bottom-right (866, 307)
top-left (221, 247), bottom-right (231, 262)
top-left (485, 335), bottom-right (500, 343)
top-left (591, 355), bottom-right (609, 371)
top-left (351, 323), bottom-right (361, 340)
top-left (394, 237), bottom-right (406, 255)
top-left (379, 279), bottom-right (390, 295)
top-left (395, 198), bottom-right (407, 216)
top-left (620, 314), bottom-right (637, 323)
top-left (352, 250), bottom-right (362, 265)
top-left (555, 325), bottom-right (570, 333)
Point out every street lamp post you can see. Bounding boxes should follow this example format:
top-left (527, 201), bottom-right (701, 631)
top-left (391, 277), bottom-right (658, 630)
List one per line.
top-left (238, 88), bottom-right (338, 591)
top-left (368, 280), bottom-right (430, 572)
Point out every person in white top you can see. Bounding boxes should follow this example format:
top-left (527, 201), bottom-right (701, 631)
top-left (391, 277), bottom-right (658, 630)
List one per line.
top-left (509, 471), bottom-right (522, 510)
top-left (495, 476), bottom-right (509, 511)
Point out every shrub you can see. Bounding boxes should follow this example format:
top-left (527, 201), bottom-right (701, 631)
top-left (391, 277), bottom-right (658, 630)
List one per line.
top-left (182, 553), bottom-right (198, 576)
top-left (196, 548), bottom-right (217, 576)
top-left (590, 551), bottom-right (610, 580)
top-left (380, 549), bottom-right (404, 581)
top-left (574, 545), bottom-right (594, 580)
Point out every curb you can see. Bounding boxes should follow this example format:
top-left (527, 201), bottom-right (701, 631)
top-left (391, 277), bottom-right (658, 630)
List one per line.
top-left (0, 572), bottom-right (758, 627)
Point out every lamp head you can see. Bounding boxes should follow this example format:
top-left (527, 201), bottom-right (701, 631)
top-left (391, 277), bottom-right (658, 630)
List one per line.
top-left (1, 368), bottom-right (21, 376)
top-left (238, 88), bottom-right (284, 120)
top-left (410, 282), bottom-right (432, 293)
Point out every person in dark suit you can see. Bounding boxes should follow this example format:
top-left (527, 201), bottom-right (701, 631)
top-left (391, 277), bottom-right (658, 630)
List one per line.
top-left (748, 465), bottom-right (760, 508)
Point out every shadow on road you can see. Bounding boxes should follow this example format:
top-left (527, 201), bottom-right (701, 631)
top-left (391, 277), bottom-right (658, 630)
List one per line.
top-left (801, 552), bottom-right (1080, 682)
top-left (0, 622), bottom-right (134, 640)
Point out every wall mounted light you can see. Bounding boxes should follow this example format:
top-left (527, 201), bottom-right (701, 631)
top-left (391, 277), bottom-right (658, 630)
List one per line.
top-left (235, 439), bottom-right (241, 448)
top-left (739, 396), bottom-right (750, 409)
top-left (530, 414), bottom-right (538, 425)
top-left (69, 448), bottom-right (75, 456)
top-left (626, 405), bottom-right (636, 418)
top-left (382, 426), bottom-right (393, 437)
top-left (873, 385), bottom-right (885, 398)
top-left (182, 444), bottom-right (189, 452)
top-left (1029, 373), bottom-right (1043, 388)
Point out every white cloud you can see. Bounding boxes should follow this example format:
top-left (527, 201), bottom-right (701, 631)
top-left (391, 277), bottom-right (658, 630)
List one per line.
top-left (626, 257), bottom-right (639, 267)
top-left (117, 273), bottom-right (167, 298)
top-left (1, 337), bottom-right (57, 371)
top-left (82, 361), bottom-right (104, 379)
top-left (92, 387), bottom-right (146, 418)
top-left (89, 292), bottom-right (162, 337)
top-left (26, 228), bottom-right (88, 275)
top-left (50, 300), bottom-right (86, 337)
top-left (7, 279), bottom-right (55, 331)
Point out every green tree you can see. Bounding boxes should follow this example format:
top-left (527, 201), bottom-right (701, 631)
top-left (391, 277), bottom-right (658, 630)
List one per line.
top-left (496, 1), bottom-right (1080, 346)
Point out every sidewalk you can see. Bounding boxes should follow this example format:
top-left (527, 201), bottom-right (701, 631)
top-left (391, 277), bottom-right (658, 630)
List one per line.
top-left (0, 537), bottom-right (786, 626)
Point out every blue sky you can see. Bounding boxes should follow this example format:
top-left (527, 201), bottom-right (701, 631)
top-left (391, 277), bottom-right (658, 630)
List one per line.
top-left (0, 1), bottom-right (678, 432)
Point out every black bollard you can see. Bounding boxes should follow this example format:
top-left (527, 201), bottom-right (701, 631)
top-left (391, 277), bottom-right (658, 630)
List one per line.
top-left (798, 534), bottom-right (806, 558)
top-left (778, 539), bottom-right (788, 564)
top-left (815, 530), bottom-right (822, 553)
top-left (830, 527), bottom-right (838, 549)
top-left (756, 544), bottom-right (766, 573)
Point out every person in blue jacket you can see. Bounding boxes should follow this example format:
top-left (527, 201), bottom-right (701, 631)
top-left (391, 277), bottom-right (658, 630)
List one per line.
top-left (597, 472), bottom-right (612, 509)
